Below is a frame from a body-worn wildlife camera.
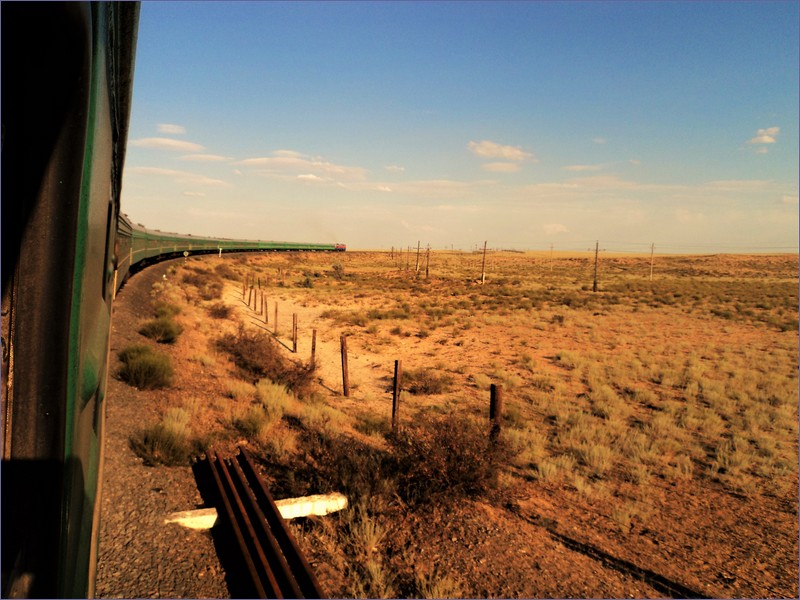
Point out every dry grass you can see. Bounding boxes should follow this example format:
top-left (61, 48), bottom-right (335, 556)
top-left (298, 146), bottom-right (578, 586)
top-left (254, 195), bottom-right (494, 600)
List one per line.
top-left (142, 251), bottom-right (798, 598)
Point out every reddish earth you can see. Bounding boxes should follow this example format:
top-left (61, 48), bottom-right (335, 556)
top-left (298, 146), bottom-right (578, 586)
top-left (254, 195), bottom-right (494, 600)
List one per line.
top-left (97, 252), bottom-right (799, 598)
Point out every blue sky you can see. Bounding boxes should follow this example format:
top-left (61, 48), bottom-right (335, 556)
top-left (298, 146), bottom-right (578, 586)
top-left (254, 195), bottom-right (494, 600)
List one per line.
top-left (122, 1), bottom-right (799, 252)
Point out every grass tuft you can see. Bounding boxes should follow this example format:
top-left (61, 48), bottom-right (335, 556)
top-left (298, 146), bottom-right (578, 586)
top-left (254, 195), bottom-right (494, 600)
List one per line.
top-left (118, 345), bottom-right (174, 389)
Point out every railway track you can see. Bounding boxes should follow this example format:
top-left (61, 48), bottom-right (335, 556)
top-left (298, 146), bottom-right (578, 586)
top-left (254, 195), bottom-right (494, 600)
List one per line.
top-left (193, 448), bottom-right (324, 599)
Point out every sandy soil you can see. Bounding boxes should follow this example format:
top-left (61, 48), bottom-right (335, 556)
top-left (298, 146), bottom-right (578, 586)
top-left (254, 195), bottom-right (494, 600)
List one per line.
top-left (97, 251), bottom-right (799, 598)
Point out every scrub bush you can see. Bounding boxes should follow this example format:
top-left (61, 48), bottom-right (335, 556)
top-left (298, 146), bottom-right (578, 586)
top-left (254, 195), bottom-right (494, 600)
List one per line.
top-left (387, 414), bottom-right (509, 506)
top-left (217, 327), bottom-right (316, 396)
top-left (139, 316), bottom-right (183, 343)
top-left (118, 345), bottom-right (174, 389)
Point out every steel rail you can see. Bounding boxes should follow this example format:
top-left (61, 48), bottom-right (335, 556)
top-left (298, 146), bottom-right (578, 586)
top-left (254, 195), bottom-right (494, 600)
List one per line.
top-left (205, 449), bottom-right (268, 598)
top-left (227, 453), bottom-right (304, 598)
top-left (238, 448), bottom-right (325, 599)
top-left (196, 448), bottom-right (325, 599)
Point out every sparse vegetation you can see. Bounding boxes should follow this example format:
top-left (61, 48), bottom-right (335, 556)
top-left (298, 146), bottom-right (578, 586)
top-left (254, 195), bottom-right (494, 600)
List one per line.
top-left (113, 251), bottom-right (799, 598)
top-left (138, 315), bottom-right (183, 343)
top-left (118, 344), bottom-right (174, 389)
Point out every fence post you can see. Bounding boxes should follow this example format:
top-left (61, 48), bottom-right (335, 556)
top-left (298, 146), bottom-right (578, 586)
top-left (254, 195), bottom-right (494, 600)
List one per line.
top-left (489, 384), bottom-right (503, 443)
top-left (292, 313), bottom-right (298, 353)
top-left (311, 329), bottom-right (317, 365)
top-left (340, 335), bottom-right (350, 397)
top-left (392, 360), bottom-right (402, 432)
top-left (274, 303), bottom-right (278, 334)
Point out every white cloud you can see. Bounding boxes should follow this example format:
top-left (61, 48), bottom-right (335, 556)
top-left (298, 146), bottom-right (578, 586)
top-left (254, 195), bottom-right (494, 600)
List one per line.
top-left (238, 150), bottom-right (367, 181)
top-left (385, 165), bottom-right (405, 173)
top-left (377, 186), bottom-right (392, 192)
top-left (482, 162), bottom-right (520, 173)
top-left (592, 137), bottom-right (607, 144)
top-left (182, 191), bottom-right (206, 197)
top-left (297, 173), bottom-right (327, 183)
top-left (782, 194), bottom-right (799, 205)
top-left (562, 164), bottom-right (602, 172)
top-left (157, 123), bottom-right (187, 135)
top-left (130, 137), bottom-right (206, 152)
top-left (180, 154), bottom-right (233, 162)
top-left (755, 147), bottom-right (768, 155)
top-left (747, 126), bottom-right (780, 144)
top-left (629, 159), bottom-right (641, 165)
top-left (468, 140), bottom-right (534, 162)
top-left (128, 166), bottom-right (228, 186)
top-left (543, 223), bottom-right (568, 235)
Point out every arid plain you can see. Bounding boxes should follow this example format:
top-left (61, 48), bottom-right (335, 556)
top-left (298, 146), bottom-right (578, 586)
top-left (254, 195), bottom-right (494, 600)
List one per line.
top-left (104, 250), bottom-right (798, 598)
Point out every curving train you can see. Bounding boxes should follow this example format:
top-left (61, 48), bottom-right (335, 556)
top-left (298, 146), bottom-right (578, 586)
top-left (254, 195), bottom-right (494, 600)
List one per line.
top-left (115, 214), bottom-right (344, 290)
top-left (1, 3), bottom-right (342, 597)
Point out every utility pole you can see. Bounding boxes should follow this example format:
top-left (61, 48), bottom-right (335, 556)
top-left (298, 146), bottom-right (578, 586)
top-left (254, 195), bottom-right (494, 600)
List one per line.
top-left (480, 240), bottom-right (488, 284)
top-left (649, 243), bottom-right (655, 281)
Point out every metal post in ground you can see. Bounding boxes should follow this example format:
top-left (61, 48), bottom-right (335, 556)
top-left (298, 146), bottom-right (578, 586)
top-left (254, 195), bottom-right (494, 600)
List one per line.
top-left (392, 360), bottom-right (402, 432)
top-left (311, 329), bottom-right (317, 366)
top-left (489, 384), bottom-right (504, 443)
top-left (292, 313), bottom-right (298, 353)
top-left (340, 335), bottom-right (350, 397)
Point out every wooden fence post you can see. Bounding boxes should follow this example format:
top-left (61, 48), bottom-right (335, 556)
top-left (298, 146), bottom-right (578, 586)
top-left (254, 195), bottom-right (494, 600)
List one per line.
top-left (311, 329), bottom-right (317, 365)
top-left (274, 303), bottom-right (278, 334)
top-left (392, 360), bottom-right (402, 432)
top-left (490, 384), bottom-right (503, 443)
top-left (292, 313), bottom-right (298, 353)
top-left (340, 336), bottom-right (350, 397)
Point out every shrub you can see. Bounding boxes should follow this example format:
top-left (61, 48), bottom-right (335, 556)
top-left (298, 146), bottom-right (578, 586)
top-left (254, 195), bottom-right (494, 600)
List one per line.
top-left (153, 302), bottom-right (181, 318)
top-left (403, 368), bottom-right (454, 395)
top-left (118, 345), bottom-right (173, 389)
top-left (208, 302), bottom-right (232, 319)
top-left (182, 269), bottom-right (224, 300)
top-left (217, 327), bottom-right (316, 396)
top-left (331, 263), bottom-right (346, 280)
top-left (214, 262), bottom-right (241, 281)
top-left (139, 316), bottom-right (183, 343)
top-left (387, 414), bottom-right (509, 505)
top-left (129, 407), bottom-right (193, 466)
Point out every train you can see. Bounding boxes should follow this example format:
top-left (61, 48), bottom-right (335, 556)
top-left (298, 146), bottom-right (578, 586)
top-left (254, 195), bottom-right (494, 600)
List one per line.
top-left (1, 3), bottom-right (342, 597)
top-left (115, 215), bottom-right (345, 291)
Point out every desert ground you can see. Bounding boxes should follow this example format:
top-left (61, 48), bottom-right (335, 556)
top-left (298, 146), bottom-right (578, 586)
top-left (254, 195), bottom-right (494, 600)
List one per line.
top-left (98, 249), bottom-right (798, 598)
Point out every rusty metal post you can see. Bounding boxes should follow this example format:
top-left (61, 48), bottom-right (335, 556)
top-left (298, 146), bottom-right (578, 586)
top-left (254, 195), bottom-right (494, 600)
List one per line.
top-left (490, 384), bottom-right (503, 443)
top-left (311, 329), bottom-right (317, 366)
top-left (340, 335), bottom-right (350, 397)
top-left (392, 360), bottom-right (402, 432)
